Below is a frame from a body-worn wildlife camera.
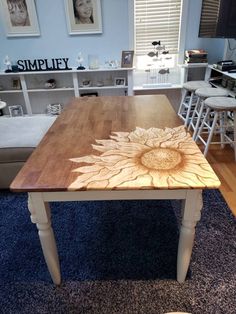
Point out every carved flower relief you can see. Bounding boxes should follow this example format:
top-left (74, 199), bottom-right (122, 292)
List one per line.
top-left (68, 126), bottom-right (220, 190)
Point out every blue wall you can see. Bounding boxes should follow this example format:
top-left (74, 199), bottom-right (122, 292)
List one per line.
top-left (0, 0), bottom-right (130, 70)
top-left (185, 0), bottom-right (225, 63)
top-left (0, 0), bottom-right (225, 70)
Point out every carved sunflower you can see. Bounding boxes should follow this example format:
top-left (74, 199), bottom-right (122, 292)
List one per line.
top-left (69, 126), bottom-right (220, 190)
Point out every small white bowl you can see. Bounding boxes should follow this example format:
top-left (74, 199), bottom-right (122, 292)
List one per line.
top-left (0, 101), bottom-right (7, 110)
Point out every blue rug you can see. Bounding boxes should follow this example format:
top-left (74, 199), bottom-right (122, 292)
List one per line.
top-left (0, 190), bottom-right (235, 313)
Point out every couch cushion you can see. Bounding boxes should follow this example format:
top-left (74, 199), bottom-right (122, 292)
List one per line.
top-left (0, 147), bottom-right (34, 163)
top-left (0, 116), bottom-right (56, 164)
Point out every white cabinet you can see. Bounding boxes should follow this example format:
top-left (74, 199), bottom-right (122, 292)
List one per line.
top-left (0, 68), bottom-right (133, 115)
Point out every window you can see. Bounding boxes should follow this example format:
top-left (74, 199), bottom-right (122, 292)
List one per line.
top-left (133, 0), bottom-right (187, 87)
top-left (135, 0), bottom-right (183, 56)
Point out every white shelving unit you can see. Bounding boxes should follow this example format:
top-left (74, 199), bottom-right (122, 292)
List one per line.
top-left (206, 65), bottom-right (236, 97)
top-left (0, 68), bottom-right (133, 115)
top-left (179, 63), bottom-right (209, 85)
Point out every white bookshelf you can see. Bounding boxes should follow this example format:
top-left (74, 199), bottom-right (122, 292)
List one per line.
top-left (0, 68), bottom-right (133, 115)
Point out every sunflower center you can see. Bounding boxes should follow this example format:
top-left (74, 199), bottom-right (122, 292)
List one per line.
top-left (141, 148), bottom-right (182, 170)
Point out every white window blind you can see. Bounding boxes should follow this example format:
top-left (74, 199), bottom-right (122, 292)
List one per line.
top-left (135, 0), bottom-right (182, 56)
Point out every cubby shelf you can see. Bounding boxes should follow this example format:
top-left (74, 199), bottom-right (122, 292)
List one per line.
top-left (206, 65), bottom-right (236, 98)
top-left (0, 68), bottom-right (133, 115)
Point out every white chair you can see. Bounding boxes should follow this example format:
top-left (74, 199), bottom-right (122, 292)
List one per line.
top-left (195, 96), bottom-right (236, 160)
top-left (178, 80), bottom-right (211, 127)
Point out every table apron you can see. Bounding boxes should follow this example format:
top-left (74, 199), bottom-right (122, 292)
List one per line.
top-left (29, 189), bottom-right (199, 202)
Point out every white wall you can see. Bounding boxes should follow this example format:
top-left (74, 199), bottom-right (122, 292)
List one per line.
top-left (185, 0), bottom-right (225, 64)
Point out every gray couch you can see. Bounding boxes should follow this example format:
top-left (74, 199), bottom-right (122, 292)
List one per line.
top-left (0, 116), bottom-right (56, 189)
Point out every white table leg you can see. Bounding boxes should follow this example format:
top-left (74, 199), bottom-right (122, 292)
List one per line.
top-left (28, 192), bottom-right (61, 285)
top-left (177, 190), bottom-right (203, 283)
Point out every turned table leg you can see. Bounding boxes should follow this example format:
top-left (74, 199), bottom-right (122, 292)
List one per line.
top-left (177, 189), bottom-right (203, 283)
top-left (28, 192), bottom-right (61, 285)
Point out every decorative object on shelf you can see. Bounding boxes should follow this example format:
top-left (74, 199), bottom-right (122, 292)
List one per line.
top-left (4, 55), bottom-right (12, 73)
top-left (0, 100), bottom-right (6, 116)
top-left (147, 41), bottom-right (169, 61)
top-left (96, 81), bottom-right (104, 87)
top-left (105, 60), bottom-right (120, 68)
top-left (80, 92), bottom-right (98, 97)
top-left (144, 41), bottom-right (171, 87)
top-left (227, 78), bottom-right (235, 90)
top-left (76, 53), bottom-right (85, 70)
top-left (12, 78), bottom-right (21, 90)
top-left (158, 68), bottom-right (170, 83)
top-left (0, 0), bottom-right (40, 37)
top-left (64, 0), bottom-right (102, 35)
top-left (11, 64), bottom-right (19, 72)
top-left (17, 58), bottom-right (71, 71)
top-left (121, 50), bottom-right (134, 68)
top-left (80, 79), bottom-right (91, 88)
top-left (45, 79), bottom-right (56, 89)
top-left (185, 49), bottom-right (208, 64)
top-left (9, 105), bottom-right (23, 117)
top-left (88, 55), bottom-right (100, 69)
top-left (114, 77), bottom-right (126, 86)
top-left (47, 103), bottom-right (62, 115)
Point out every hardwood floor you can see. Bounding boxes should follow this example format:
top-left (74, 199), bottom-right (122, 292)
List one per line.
top-left (204, 144), bottom-right (236, 216)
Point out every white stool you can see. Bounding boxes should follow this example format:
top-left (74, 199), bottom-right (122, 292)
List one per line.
top-left (195, 96), bottom-right (236, 160)
top-left (178, 80), bottom-right (211, 127)
top-left (188, 87), bottom-right (229, 140)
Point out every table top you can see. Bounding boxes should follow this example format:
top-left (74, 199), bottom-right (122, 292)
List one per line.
top-left (10, 95), bottom-right (220, 192)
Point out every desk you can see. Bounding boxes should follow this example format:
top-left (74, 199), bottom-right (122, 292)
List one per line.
top-left (10, 95), bottom-right (220, 284)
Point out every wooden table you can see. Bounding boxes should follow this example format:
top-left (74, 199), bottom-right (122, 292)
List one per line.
top-left (11, 95), bottom-right (220, 284)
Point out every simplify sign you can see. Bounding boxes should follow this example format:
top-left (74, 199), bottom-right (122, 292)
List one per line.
top-left (16, 58), bottom-right (71, 71)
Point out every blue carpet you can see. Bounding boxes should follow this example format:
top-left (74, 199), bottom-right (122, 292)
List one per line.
top-left (0, 190), bottom-right (235, 313)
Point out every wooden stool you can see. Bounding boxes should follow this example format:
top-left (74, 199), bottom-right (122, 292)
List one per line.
top-left (189, 87), bottom-right (229, 140)
top-left (178, 80), bottom-right (211, 127)
top-left (195, 96), bottom-right (236, 160)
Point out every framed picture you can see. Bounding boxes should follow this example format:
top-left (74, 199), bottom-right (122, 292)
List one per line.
top-left (64, 0), bottom-right (102, 35)
top-left (9, 105), bottom-right (24, 117)
top-left (0, 0), bottom-right (40, 37)
top-left (121, 50), bottom-right (134, 68)
top-left (114, 77), bottom-right (126, 87)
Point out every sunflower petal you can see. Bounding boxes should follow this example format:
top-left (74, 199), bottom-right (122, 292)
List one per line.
top-left (117, 174), bottom-right (153, 189)
top-left (107, 166), bottom-right (148, 188)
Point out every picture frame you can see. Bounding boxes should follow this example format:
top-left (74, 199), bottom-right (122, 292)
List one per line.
top-left (9, 105), bottom-right (24, 117)
top-left (0, 0), bottom-right (40, 37)
top-left (121, 50), bottom-right (134, 68)
top-left (64, 0), bottom-right (102, 35)
top-left (114, 77), bottom-right (126, 87)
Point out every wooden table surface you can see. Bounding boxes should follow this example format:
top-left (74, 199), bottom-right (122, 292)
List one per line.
top-left (10, 95), bottom-right (220, 192)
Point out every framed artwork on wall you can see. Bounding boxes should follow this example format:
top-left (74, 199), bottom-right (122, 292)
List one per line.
top-left (0, 0), bottom-right (40, 37)
top-left (64, 0), bottom-right (102, 35)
